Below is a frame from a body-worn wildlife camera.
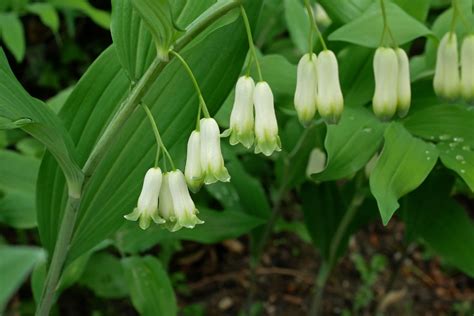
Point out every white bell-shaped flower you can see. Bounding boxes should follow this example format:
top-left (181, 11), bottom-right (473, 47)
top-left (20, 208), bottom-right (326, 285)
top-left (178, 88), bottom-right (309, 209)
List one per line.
top-left (229, 76), bottom-right (255, 148)
top-left (461, 34), bottom-right (474, 101)
top-left (254, 81), bottom-right (281, 156)
top-left (168, 170), bottom-right (204, 231)
top-left (396, 48), bottom-right (411, 118)
top-left (124, 167), bottom-right (165, 230)
top-left (185, 130), bottom-right (204, 193)
top-left (317, 50), bottom-right (344, 124)
top-left (372, 47), bottom-right (399, 121)
top-left (200, 118), bottom-right (230, 184)
top-left (434, 32), bottom-right (460, 99)
top-left (158, 172), bottom-right (176, 231)
top-left (294, 53), bottom-right (318, 126)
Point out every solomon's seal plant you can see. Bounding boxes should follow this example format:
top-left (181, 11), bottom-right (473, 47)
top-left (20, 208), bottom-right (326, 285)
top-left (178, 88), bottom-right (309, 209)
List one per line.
top-left (1, 0), bottom-right (473, 315)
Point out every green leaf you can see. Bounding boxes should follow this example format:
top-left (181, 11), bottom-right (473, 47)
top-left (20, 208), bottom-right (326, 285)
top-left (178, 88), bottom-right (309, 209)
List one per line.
top-left (0, 13), bottom-right (25, 62)
top-left (225, 148), bottom-right (272, 220)
top-left (284, 0), bottom-right (312, 54)
top-left (403, 104), bottom-right (474, 148)
top-left (318, 0), bottom-right (372, 24)
top-left (0, 246), bottom-right (46, 311)
top-left (0, 49), bottom-right (83, 197)
top-left (0, 150), bottom-right (39, 228)
top-left (404, 173), bottom-right (474, 277)
top-left (313, 107), bottom-right (385, 182)
top-left (111, 0), bottom-right (155, 81)
top-left (122, 256), bottom-right (177, 316)
top-left (393, 0), bottom-right (431, 21)
top-left (256, 54), bottom-right (296, 98)
top-left (37, 1), bottom-right (264, 263)
top-left (437, 142), bottom-right (474, 191)
top-left (115, 207), bottom-right (264, 254)
top-left (338, 46), bottom-right (375, 107)
top-left (370, 123), bottom-right (439, 225)
top-left (301, 182), bottom-right (377, 261)
top-left (79, 252), bottom-right (128, 299)
top-left (132, 0), bottom-right (176, 60)
top-left (26, 3), bottom-right (60, 33)
top-left (328, 1), bottom-right (433, 48)
top-left (49, 0), bottom-right (111, 29)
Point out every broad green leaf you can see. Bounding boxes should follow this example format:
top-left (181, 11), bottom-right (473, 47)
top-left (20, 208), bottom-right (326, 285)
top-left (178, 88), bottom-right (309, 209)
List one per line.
top-left (37, 46), bottom-right (130, 255)
top-left (338, 46), bottom-right (374, 107)
top-left (37, 1), bottom-right (264, 263)
top-left (278, 118), bottom-right (324, 188)
top-left (313, 107), bottom-right (385, 182)
top-left (437, 142), bottom-right (474, 191)
top-left (79, 252), bottom-right (128, 299)
top-left (26, 3), bottom-right (60, 33)
top-left (403, 104), bottom-right (474, 148)
top-left (0, 150), bottom-right (39, 228)
top-left (132, 0), bottom-right (176, 59)
top-left (0, 246), bottom-right (46, 311)
top-left (301, 182), bottom-right (377, 261)
top-left (224, 147), bottom-right (272, 220)
top-left (284, 0), bottom-right (313, 54)
top-left (122, 256), bottom-right (177, 316)
top-left (370, 123), bottom-right (439, 225)
top-left (0, 50), bottom-right (83, 198)
top-left (404, 173), bottom-right (474, 277)
top-left (49, 0), bottom-right (111, 29)
top-left (329, 2), bottom-right (433, 48)
top-left (393, 0), bottom-right (431, 21)
top-left (318, 0), bottom-right (372, 24)
top-left (111, 0), bottom-right (155, 81)
top-left (47, 86), bottom-right (74, 114)
top-left (257, 54), bottom-right (296, 98)
top-left (115, 207), bottom-right (265, 254)
top-left (0, 13), bottom-right (25, 62)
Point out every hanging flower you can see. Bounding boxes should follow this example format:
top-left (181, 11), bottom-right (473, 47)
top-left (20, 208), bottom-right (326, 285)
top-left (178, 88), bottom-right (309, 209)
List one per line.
top-left (229, 76), bottom-right (255, 148)
top-left (396, 48), bottom-right (411, 118)
top-left (434, 32), bottom-right (460, 99)
top-left (254, 81), bottom-right (281, 156)
top-left (158, 172), bottom-right (177, 231)
top-left (317, 50), bottom-right (344, 124)
top-left (124, 167), bottom-right (165, 230)
top-left (200, 118), bottom-right (230, 184)
top-left (294, 53), bottom-right (318, 126)
top-left (372, 47), bottom-right (399, 121)
top-left (461, 34), bottom-right (474, 102)
top-left (185, 130), bottom-right (204, 193)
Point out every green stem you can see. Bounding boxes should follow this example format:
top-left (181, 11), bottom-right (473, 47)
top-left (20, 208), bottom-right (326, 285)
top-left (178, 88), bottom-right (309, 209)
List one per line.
top-left (141, 104), bottom-right (176, 169)
top-left (304, 0), bottom-right (327, 51)
top-left (304, 0), bottom-right (314, 54)
top-left (379, 0), bottom-right (397, 47)
top-left (35, 196), bottom-right (81, 316)
top-left (170, 50), bottom-right (211, 118)
top-left (309, 176), bottom-right (366, 316)
top-left (240, 5), bottom-right (263, 81)
top-left (35, 2), bottom-right (241, 315)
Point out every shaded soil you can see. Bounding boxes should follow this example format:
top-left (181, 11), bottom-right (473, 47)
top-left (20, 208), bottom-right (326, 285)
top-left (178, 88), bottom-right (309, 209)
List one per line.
top-left (171, 218), bottom-right (474, 316)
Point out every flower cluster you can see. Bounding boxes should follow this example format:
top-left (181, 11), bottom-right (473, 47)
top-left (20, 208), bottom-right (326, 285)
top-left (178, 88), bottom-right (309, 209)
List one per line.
top-left (227, 77), bottom-right (281, 156)
top-left (372, 47), bottom-right (411, 120)
top-left (294, 50), bottom-right (344, 126)
top-left (124, 168), bottom-right (203, 231)
top-left (434, 32), bottom-right (474, 102)
top-left (185, 118), bottom-right (230, 191)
